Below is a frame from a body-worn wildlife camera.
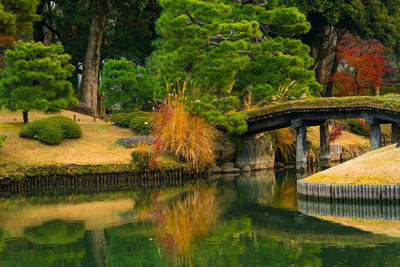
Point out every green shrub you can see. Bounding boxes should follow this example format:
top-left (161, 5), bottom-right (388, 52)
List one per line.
top-left (20, 116), bottom-right (82, 145)
top-left (110, 112), bottom-right (152, 134)
top-left (129, 113), bottom-right (152, 135)
top-left (131, 142), bottom-right (152, 169)
top-left (0, 134), bottom-right (6, 148)
top-left (343, 119), bottom-right (370, 138)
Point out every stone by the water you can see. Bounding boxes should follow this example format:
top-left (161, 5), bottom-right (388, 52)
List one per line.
top-left (116, 136), bottom-right (155, 148)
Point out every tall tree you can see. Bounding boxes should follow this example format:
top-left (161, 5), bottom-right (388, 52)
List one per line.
top-left (154, 0), bottom-right (321, 99)
top-left (280, 0), bottom-right (400, 96)
top-left (34, 0), bottom-right (160, 116)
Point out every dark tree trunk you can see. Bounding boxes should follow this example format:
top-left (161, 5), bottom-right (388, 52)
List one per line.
top-left (33, 1), bottom-right (45, 43)
top-left (79, 0), bottom-right (111, 116)
top-left (22, 110), bottom-right (29, 124)
top-left (325, 29), bottom-right (345, 97)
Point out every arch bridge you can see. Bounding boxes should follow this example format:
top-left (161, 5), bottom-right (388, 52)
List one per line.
top-left (246, 105), bottom-right (400, 169)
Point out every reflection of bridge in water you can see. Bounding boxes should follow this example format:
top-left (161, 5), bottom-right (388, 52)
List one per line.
top-left (298, 198), bottom-right (400, 220)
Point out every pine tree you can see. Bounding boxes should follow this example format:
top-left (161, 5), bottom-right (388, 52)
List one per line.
top-left (153, 0), bottom-right (321, 98)
top-left (0, 41), bottom-right (77, 123)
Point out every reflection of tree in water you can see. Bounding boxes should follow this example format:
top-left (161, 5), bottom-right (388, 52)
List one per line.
top-left (235, 170), bottom-right (276, 206)
top-left (272, 170), bottom-right (298, 210)
top-left (23, 220), bottom-right (85, 245)
top-left (136, 183), bottom-right (219, 265)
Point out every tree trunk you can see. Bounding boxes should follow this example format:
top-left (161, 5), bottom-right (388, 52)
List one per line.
top-left (22, 110), bottom-right (29, 124)
top-left (79, 0), bottom-right (111, 116)
top-left (325, 29), bottom-right (345, 97)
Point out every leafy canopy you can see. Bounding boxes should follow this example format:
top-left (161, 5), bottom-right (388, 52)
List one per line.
top-left (330, 36), bottom-right (393, 96)
top-left (99, 59), bottom-right (154, 112)
top-left (0, 41), bottom-right (77, 117)
top-left (153, 0), bottom-right (321, 98)
top-left (0, 0), bottom-right (40, 36)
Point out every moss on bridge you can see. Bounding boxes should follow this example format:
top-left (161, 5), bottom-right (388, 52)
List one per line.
top-left (247, 96), bottom-right (400, 118)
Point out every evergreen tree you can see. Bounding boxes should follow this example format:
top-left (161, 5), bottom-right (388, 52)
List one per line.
top-left (0, 41), bottom-right (77, 123)
top-left (0, 0), bottom-right (41, 37)
top-left (153, 0), bottom-right (321, 99)
top-left (99, 59), bottom-right (154, 112)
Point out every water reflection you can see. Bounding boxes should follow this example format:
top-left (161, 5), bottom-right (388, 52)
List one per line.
top-left (0, 170), bottom-right (399, 266)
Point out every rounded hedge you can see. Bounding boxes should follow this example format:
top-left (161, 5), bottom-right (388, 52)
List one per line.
top-left (110, 112), bottom-right (153, 134)
top-left (20, 116), bottom-right (82, 145)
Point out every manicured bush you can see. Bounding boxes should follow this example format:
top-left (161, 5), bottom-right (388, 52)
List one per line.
top-left (110, 112), bottom-right (152, 134)
top-left (131, 142), bottom-right (152, 169)
top-left (129, 113), bottom-right (152, 135)
top-left (20, 116), bottom-right (82, 145)
top-left (344, 119), bottom-right (370, 138)
top-left (0, 134), bottom-right (6, 148)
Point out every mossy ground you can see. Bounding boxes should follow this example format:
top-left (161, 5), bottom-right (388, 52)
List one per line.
top-left (303, 144), bottom-right (400, 185)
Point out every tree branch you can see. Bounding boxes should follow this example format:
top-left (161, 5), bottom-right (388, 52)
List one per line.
top-left (186, 10), bottom-right (211, 26)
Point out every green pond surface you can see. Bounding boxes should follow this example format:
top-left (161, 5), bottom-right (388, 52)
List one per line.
top-left (0, 168), bottom-right (399, 266)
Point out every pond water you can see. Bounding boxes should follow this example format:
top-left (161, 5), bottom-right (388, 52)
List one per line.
top-left (0, 168), bottom-right (399, 267)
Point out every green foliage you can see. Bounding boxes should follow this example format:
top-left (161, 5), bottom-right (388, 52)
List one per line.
top-left (0, 0), bottom-right (40, 36)
top-left (0, 134), bottom-right (6, 148)
top-left (0, 41), bottom-right (77, 120)
top-left (131, 144), bottom-right (152, 169)
top-left (20, 116), bottom-right (82, 145)
top-left (24, 220), bottom-right (85, 245)
top-left (281, 0), bottom-right (400, 55)
top-left (110, 111), bottom-right (153, 133)
top-left (129, 113), bottom-right (153, 135)
top-left (190, 94), bottom-right (248, 135)
top-left (153, 0), bottom-right (321, 98)
top-left (99, 59), bottom-right (155, 112)
top-left (343, 119), bottom-right (370, 138)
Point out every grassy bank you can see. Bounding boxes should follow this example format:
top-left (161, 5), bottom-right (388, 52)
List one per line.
top-left (0, 109), bottom-right (183, 179)
top-left (303, 144), bottom-right (400, 185)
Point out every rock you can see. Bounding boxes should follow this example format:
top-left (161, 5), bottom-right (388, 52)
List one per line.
top-left (215, 132), bottom-right (237, 164)
top-left (210, 166), bottom-right (222, 173)
top-left (274, 162), bottom-right (285, 169)
top-left (222, 162), bottom-right (235, 169)
top-left (222, 168), bottom-right (241, 173)
top-left (242, 165), bottom-right (251, 172)
top-left (116, 136), bottom-right (155, 148)
top-left (235, 135), bottom-right (275, 170)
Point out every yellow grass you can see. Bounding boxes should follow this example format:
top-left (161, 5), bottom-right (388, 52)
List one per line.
top-left (0, 199), bottom-right (136, 237)
top-left (0, 109), bottom-right (134, 165)
top-left (315, 216), bottom-right (400, 238)
top-left (307, 125), bottom-right (370, 152)
top-left (304, 144), bottom-right (400, 185)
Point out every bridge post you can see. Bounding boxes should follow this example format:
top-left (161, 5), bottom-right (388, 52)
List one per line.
top-left (391, 123), bottom-right (400, 144)
top-left (370, 124), bottom-right (381, 151)
top-left (320, 121), bottom-right (331, 167)
top-left (292, 120), bottom-right (307, 169)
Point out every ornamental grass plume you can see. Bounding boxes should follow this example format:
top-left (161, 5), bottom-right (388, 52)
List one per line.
top-left (151, 90), bottom-right (216, 169)
top-left (267, 127), bottom-right (296, 162)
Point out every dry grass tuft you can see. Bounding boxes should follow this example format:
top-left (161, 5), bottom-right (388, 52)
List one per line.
top-left (151, 95), bottom-right (216, 169)
top-left (267, 128), bottom-right (296, 162)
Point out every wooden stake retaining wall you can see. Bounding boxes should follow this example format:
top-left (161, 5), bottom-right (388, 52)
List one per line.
top-left (297, 180), bottom-right (400, 201)
top-left (298, 198), bottom-right (400, 220)
top-left (0, 169), bottom-right (206, 194)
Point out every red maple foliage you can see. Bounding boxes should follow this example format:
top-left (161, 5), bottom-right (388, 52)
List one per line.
top-left (329, 121), bottom-right (345, 142)
top-left (330, 35), bottom-right (394, 96)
